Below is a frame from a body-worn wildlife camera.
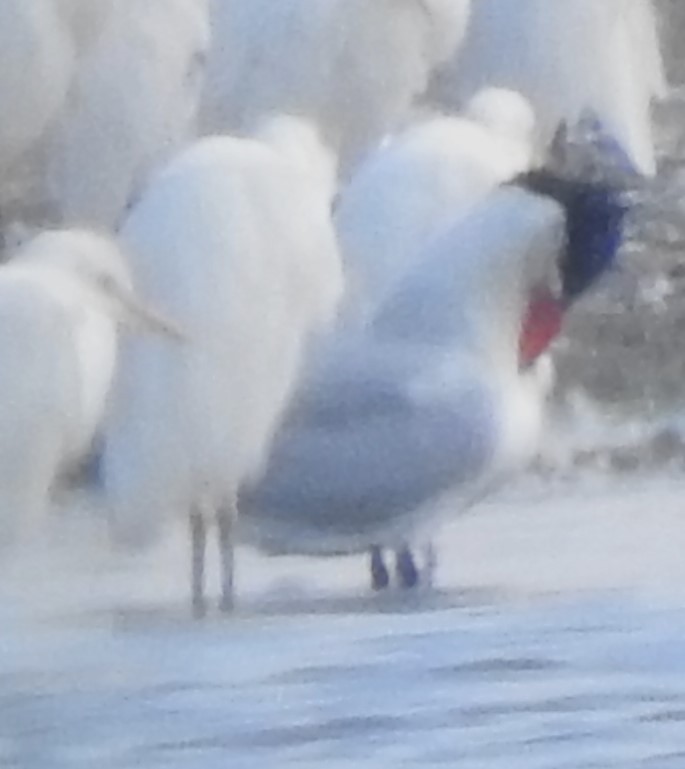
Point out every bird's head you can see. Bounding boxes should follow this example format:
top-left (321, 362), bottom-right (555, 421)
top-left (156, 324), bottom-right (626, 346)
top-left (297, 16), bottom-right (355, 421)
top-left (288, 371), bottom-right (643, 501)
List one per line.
top-left (512, 167), bottom-right (629, 369)
top-left (464, 87), bottom-right (536, 152)
top-left (17, 230), bottom-right (186, 341)
top-left (254, 114), bottom-right (338, 203)
top-left (514, 171), bottom-right (628, 304)
top-left (518, 111), bottom-right (637, 311)
top-left (510, 111), bottom-right (638, 370)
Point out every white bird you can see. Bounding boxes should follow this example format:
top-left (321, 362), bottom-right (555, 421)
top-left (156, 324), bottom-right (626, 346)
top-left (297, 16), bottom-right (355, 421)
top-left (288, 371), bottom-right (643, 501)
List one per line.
top-left (432, 0), bottom-right (666, 175)
top-left (0, 229), bottom-right (179, 549)
top-left (52, 0), bottom-right (115, 58)
top-left (240, 168), bottom-right (628, 589)
top-left (324, 87), bottom-right (537, 582)
top-left (0, 0), bottom-right (75, 211)
top-left (335, 87), bottom-right (536, 325)
top-left (202, 0), bottom-right (471, 171)
top-left (42, 0), bottom-right (210, 229)
top-left (102, 117), bottom-right (344, 615)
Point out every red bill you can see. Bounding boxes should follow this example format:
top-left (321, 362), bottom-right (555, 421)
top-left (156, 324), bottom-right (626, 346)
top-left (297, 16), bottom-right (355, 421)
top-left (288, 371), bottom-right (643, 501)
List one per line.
top-left (519, 288), bottom-right (564, 366)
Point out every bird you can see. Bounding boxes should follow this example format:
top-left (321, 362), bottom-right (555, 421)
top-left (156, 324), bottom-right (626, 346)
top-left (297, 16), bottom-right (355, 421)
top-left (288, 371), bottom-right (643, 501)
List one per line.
top-left (0, 228), bottom-right (180, 551)
top-left (431, 0), bottom-right (666, 176)
top-left (101, 116), bottom-right (344, 616)
top-left (52, 0), bottom-right (116, 59)
top-left (201, 0), bottom-right (471, 172)
top-left (335, 87), bottom-right (536, 325)
top-left (0, 0), bottom-right (76, 215)
top-left (239, 166), bottom-right (628, 590)
top-left (314, 87), bottom-right (537, 584)
top-left (41, 0), bottom-right (210, 230)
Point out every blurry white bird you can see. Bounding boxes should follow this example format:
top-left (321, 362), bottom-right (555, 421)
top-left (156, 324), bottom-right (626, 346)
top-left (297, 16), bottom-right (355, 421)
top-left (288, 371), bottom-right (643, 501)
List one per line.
top-left (240, 169), bottom-right (628, 588)
top-left (335, 87), bottom-right (536, 324)
top-left (0, 229), bottom-right (179, 549)
top-left (53, 0), bottom-right (115, 58)
top-left (202, 0), bottom-right (471, 171)
top-left (0, 0), bottom-right (75, 208)
top-left (43, 0), bottom-right (209, 229)
top-left (432, 0), bottom-right (666, 175)
top-left (102, 117), bottom-right (344, 615)
top-left (0, 0), bottom-right (121, 224)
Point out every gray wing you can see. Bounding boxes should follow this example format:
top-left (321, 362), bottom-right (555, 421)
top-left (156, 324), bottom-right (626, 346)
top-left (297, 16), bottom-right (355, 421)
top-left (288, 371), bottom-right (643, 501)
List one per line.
top-left (240, 356), bottom-right (496, 555)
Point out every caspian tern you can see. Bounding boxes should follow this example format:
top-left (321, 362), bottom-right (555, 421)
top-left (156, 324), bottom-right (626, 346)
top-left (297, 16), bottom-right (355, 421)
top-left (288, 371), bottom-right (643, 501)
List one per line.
top-left (239, 169), bottom-right (627, 589)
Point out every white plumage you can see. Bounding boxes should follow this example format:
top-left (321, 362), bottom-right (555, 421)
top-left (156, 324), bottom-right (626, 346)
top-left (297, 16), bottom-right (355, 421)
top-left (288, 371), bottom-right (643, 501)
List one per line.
top-left (0, 0), bottom-right (656, 604)
top-left (43, 0), bottom-right (209, 229)
top-left (102, 117), bottom-right (344, 613)
top-left (0, 0), bottom-right (75, 208)
top-left (433, 0), bottom-right (666, 175)
top-left (0, 229), bottom-right (172, 548)
top-left (53, 0), bottom-right (115, 58)
top-left (202, 0), bottom-right (471, 171)
top-left (240, 185), bottom-right (565, 566)
top-left (335, 88), bottom-right (536, 324)
top-left (238, 92), bottom-right (544, 585)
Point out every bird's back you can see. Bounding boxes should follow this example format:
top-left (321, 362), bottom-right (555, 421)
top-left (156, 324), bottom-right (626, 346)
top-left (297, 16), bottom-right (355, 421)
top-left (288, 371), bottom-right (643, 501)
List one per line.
top-left (106, 130), bottom-right (342, 541)
top-left (240, 347), bottom-right (497, 555)
top-left (336, 112), bottom-right (532, 322)
top-left (45, 0), bottom-right (209, 228)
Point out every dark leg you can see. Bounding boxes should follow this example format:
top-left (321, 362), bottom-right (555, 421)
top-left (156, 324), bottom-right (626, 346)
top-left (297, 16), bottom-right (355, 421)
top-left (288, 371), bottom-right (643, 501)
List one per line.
top-left (423, 542), bottom-right (437, 588)
top-left (395, 545), bottom-right (419, 589)
top-left (190, 511), bottom-right (207, 618)
top-left (370, 545), bottom-right (390, 591)
top-left (217, 500), bottom-right (237, 613)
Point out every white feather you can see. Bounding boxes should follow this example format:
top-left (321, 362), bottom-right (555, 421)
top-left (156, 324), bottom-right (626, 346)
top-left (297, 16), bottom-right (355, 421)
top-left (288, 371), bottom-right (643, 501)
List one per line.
top-left (44, 0), bottom-right (209, 229)
top-left (434, 0), bottom-right (665, 174)
top-left (0, 0), bottom-right (74, 204)
top-left (335, 88), bottom-right (535, 324)
top-left (241, 186), bottom-right (566, 555)
top-left (202, 0), bottom-right (471, 170)
top-left (52, 0), bottom-right (115, 58)
top-left (102, 117), bottom-right (343, 604)
top-left (0, 229), bottom-right (141, 546)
